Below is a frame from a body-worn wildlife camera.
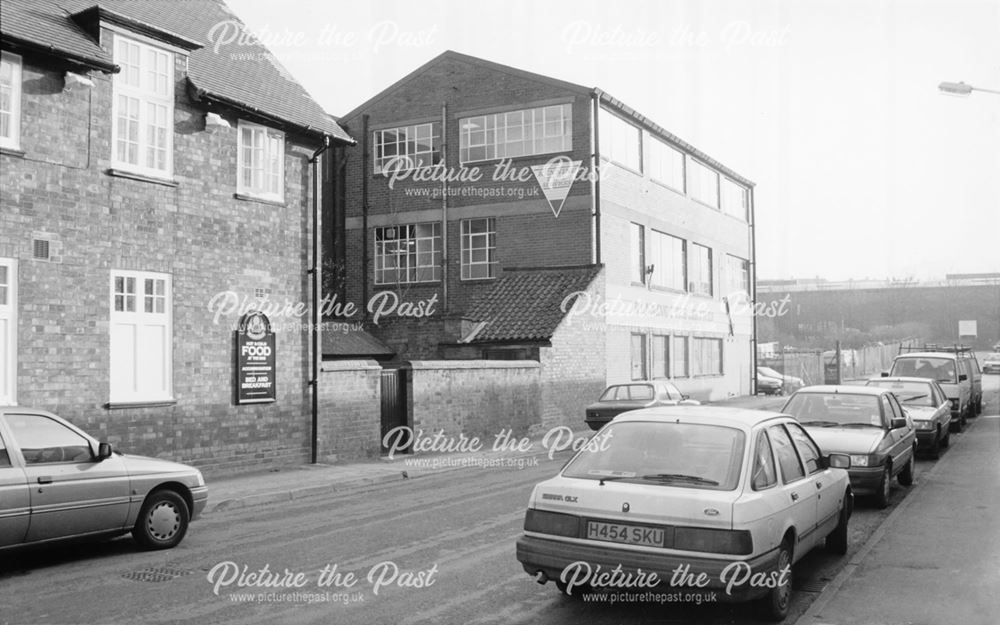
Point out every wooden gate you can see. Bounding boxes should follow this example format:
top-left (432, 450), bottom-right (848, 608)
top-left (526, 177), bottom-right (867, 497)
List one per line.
top-left (380, 367), bottom-right (409, 454)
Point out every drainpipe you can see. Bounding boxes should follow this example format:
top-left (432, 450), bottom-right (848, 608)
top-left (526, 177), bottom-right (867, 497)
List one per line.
top-left (749, 185), bottom-right (758, 395)
top-left (441, 102), bottom-right (449, 313)
top-left (362, 114), bottom-right (370, 320)
top-left (309, 135), bottom-right (331, 464)
top-left (590, 91), bottom-right (602, 265)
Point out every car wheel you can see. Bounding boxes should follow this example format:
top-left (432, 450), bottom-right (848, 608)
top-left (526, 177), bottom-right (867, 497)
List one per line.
top-left (941, 427), bottom-right (951, 448)
top-left (873, 464), bottom-right (891, 509)
top-left (898, 451), bottom-right (914, 487)
top-left (928, 427), bottom-right (941, 460)
top-left (825, 490), bottom-right (852, 554)
top-left (756, 540), bottom-right (793, 621)
top-left (132, 489), bottom-right (190, 550)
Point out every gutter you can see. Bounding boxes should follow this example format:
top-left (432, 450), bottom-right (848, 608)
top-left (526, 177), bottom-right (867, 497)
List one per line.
top-left (0, 36), bottom-right (118, 73)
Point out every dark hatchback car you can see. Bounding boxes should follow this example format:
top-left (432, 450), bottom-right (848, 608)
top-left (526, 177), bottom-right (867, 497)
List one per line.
top-left (584, 381), bottom-right (699, 430)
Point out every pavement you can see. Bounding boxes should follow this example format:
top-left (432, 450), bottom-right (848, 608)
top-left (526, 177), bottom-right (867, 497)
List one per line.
top-left (794, 410), bottom-right (1000, 625)
top-left (204, 392), bottom-right (782, 514)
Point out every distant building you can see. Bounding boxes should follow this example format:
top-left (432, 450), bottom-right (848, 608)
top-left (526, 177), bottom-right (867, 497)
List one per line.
top-left (327, 51), bottom-right (757, 413)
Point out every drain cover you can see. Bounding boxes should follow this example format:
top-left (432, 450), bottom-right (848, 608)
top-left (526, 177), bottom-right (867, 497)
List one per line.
top-left (122, 567), bottom-right (191, 583)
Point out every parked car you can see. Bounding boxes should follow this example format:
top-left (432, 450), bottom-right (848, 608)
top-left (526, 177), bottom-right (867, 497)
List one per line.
top-left (781, 386), bottom-right (916, 508)
top-left (865, 377), bottom-right (951, 458)
top-left (516, 406), bottom-right (853, 621)
top-left (758, 366), bottom-right (804, 392)
top-left (982, 351), bottom-right (1000, 374)
top-left (0, 407), bottom-right (207, 552)
top-left (884, 350), bottom-right (972, 429)
top-left (584, 381), bottom-right (699, 431)
top-left (757, 373), bottom-right (784, 396)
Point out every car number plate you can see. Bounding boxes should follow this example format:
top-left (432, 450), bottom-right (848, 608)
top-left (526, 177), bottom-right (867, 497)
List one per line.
top-left (586, 521), bottom-right (664, 547)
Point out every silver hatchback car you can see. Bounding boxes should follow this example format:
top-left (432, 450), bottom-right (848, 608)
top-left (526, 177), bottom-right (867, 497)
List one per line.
top-left (0, 407), bottom-right (207, 551)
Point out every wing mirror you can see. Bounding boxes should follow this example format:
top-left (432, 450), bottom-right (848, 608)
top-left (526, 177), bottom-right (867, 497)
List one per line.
top-left (890, 417), bottom-right (907, 430)
top-left (827, 453), bottom-right (851, 469)
top-left (880, 371), bottom-right (889, 377)
top-left (959, 374), bottom-right (968, 381)
top-left (97, 442), bottom-right (113, 460)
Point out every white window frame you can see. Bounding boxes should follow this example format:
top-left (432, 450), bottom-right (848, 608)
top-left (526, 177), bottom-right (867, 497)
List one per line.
top-left (374, 223), bottom-right (442, 285)
top-left (726, 254), bottom-right (750, 297)
top-left (237, 121), bottom-right (285, 202)
top-left (630, 222), bottom-right (645, 285)
top-left (459, 103), bottom-right (572, 164)
top-left (689, 243), bottom-right (713, 297)
top-left (460, 218), bottom-right (497, 280)
top-left (109, 270), bottom-right (172, 403)
top-left (111, 34), bottom-right (174, 179)
top-left (373, 122), bottom-right (440, 174)
top-left (721, 177), bottom-right (748, 220)
top-left (649, 229), bottom-right (686, 291)
top-left (692, 337), bottom-right (724, 376)
top-left (0, 258), bottom-right (17, 405)
top-left (672, 335), bottom-right (689, 379)
top-left (648, 135), bottom-right (685, 192)
top-left (687, 158), bottom-right (720, 209)
top-left (599, 109), bottom-right (641, 172)
top-left (0, 52), bottom-right (22, 151)
top-left (630, 333), bottom-right (647, 381)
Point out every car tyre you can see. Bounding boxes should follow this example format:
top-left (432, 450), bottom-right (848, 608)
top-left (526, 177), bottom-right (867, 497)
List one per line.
top-left (940, 427), bottom-right (950, 448)
top-left (928, 427), bottom-right (942, 460)
top-left (132, 489), bottom-right (190, 550)
top-left (825, 490), bottom-right (852, 555)
top-left (756, 540), bottom-right (793, 622)
top-left (873, 464), bottom-right (891, 509)
top-left (898, 451), bottom-right (914, 487)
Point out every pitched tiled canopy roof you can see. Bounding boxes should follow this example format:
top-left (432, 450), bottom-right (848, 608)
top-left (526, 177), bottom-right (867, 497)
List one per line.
top-left (322, 325), bottom-right (395, 358)
top-left (0, 0), bottom-right (352, 142)
top-left (466, 265), bottom-right (602, 343)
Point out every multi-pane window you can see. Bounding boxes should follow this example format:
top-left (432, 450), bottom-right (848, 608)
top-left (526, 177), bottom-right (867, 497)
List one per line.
top-left (0, 52), bottom-right (22, 150)
top-left (651, 335), bottom-right (669, 378)
top-left (461, 218), bottom-right (497, 280)
top-left (721, 178), bottom-right (748, 220)
top-left (692, 337), bottom-right (723, 376)
top-left (238, 122), bottom-right (285, 201)
top-left (374, 123), bottom-right (440, 173)
top-left (374, 223), bottom-right (442, 285)
top-left (687, 158), bottom-right (719, 208)
top-left (110, 271), bottom-right (172, 402)
top-left (648, 136), bottom-right (684, 192)
top-left (459, 103), bottom-right (571, 163)
top-left (689, 243), bottom-right (713, 296)
top-left (649, 230), bottom-right (685, 291)
top-left (672, 336), bottom-right (689, 378)
top-left (112, 35), bottom-right (173, 177)
top-left (630, 223), bottom-right (645, 284)
top-left (726, 255), bottom-right (750, 297)
top-left (599, 109), bottom-right (641, 171)
top-left (630, 333), bottom-right (647, 380)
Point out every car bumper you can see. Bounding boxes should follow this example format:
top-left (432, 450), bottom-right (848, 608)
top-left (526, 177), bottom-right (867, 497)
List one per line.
top-left (846, 466), bottom-right (885, 495)
top-left (190, 486), bottom-right (208, 520)
top-left (515, 534), bottom-right (779, 602)
top-left (914, 430), bottom-right (938, 449)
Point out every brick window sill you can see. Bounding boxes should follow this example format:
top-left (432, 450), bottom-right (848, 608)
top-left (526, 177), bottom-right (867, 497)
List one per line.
top-left (105, 399), bottom-right (177, 410)
top-left (0, 146), bottom-right (25, 158)
top-left (234, 193), bottom-right (285, 207)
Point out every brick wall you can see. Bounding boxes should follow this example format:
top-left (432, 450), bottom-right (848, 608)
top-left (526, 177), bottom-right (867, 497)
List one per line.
top-left (317, 360), bottom-right (382, 462)
top-left (409, 360), bottom-right (541, 441)
top-left (0, 47), bottom-right (324, 477)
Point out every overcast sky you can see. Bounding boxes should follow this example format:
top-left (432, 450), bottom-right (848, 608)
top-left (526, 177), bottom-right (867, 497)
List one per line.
top-left (228, 0), bottom-right (999, 282)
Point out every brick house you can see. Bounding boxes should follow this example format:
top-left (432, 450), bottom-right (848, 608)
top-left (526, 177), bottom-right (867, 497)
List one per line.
top-left (0, 0), bottom-right (354, 475)
top-left (328, 51), bottom-right (757, 422)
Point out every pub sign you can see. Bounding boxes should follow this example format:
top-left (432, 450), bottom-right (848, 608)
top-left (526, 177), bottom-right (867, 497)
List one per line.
top-left (235, 311), bottom-right (276, 404)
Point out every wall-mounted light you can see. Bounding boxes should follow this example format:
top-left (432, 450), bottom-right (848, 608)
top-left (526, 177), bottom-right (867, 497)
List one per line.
top-left (206, 112), bottom-right (231, 128)
top-left (64, 71), bottom-right (94, 88)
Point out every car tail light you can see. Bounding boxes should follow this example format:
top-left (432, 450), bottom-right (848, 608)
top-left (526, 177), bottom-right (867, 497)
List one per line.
top-left (673, 527), bottom-right (753, 555)
top-left (524, 509), bottom-right (580, 538)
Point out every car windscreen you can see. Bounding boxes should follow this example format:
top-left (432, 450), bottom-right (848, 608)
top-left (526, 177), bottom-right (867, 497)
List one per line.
top-left (890, 357), bottom-right (957, 384)
top-left (599, 385), bottom-right (654, 401)
top-left (561, 421), bottom-right (745, 491)
top-left (784, 393), bottom-right (883, 427)
top-left (758, 367), bottom-right (782, 378)
top-left (866, 380), bottom-right (935, 406)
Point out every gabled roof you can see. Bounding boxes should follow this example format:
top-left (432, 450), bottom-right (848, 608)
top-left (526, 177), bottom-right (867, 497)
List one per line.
top-left (322, 325), bottom-right (395, 359)
top-left (338, 50), bottom-right (750, 186)
top-left (464, 265), bottom-right (602, 343)
top-left (1, 0), bottom-right (352, 143)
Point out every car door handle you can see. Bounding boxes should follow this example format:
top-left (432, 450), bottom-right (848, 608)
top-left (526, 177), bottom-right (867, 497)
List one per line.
top-left (816, 482), bottom-right (823, 489)
top-left (790, 492), bottom-right (799, 501)
top-left (37, 476), bottom-right (53, 484)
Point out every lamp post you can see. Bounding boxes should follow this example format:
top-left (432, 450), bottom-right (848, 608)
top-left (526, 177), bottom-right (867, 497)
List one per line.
top-left (938, 81), bottom-right (1000, 96)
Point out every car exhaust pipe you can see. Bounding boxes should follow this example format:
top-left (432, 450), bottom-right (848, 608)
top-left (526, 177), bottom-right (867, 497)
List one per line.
top-left (535, 571), bottom-right (548, 584)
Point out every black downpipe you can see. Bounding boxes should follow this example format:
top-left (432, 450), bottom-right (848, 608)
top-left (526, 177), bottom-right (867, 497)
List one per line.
top-left (749, 186), bottom-right (758, 395)
top-left (591, 92), bottom-right (602, 265)
top-left (309, 136), bottom-right (331, 464)
top-left (362, 115), bottom-right (370, 320)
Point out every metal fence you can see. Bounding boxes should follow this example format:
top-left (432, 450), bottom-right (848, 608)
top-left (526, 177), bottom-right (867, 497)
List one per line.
top-left (760, 338), bottom-right (920, 385)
